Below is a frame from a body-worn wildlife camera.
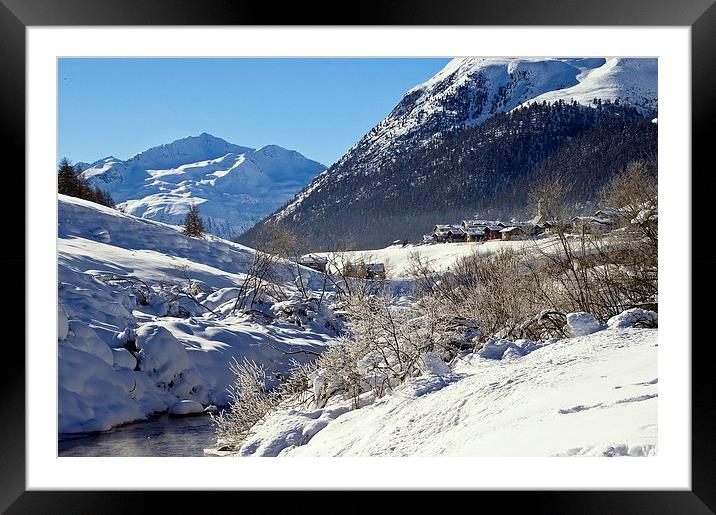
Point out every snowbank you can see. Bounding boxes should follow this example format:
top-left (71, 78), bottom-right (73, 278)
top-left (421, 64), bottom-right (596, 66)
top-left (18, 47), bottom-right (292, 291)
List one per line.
top-left (168, 400), bottom-right (205, 417)
top-left (58, 195), bottom-right (335, 434)
top-left (478, 338), bottom-right (545, 360)
top-left (567, 312), bottom-right (605, 337)
top-left (607, 308), bottom-right (657, 329)
top-left (238, 323), bottom-right (657, 457)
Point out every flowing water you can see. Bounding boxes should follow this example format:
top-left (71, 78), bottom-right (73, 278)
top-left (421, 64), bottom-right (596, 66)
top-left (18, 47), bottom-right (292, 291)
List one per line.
top-left (58, 413), bottom-right (218, 457)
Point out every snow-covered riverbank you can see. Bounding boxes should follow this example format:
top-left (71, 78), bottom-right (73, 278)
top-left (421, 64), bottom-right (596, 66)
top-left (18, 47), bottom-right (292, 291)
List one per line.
top-left (58, 195), bottom-right (339, 434)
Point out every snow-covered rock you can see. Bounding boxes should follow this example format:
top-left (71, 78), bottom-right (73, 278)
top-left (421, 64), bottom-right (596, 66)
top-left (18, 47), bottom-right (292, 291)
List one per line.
top-left (91, 227), bottom-right (111, 243)
top-left (237, 404), bottom-right (352, 457)
top-left (59, 345), bottom-right (168, 434)
top-left (111, 347), bottom-right (137, 370)
top-left (479, 338), bottom-right (544, 360)
top-left (63, 321), bottom-right (114, 367)
top-left (419, 352), bottom-right (451, 375)
top-left (567, 312), bottom-right (605, 337)
top-left (168, 400), bottom-right (205, 417)
top-left (607, 308), bottom-right (658, 329)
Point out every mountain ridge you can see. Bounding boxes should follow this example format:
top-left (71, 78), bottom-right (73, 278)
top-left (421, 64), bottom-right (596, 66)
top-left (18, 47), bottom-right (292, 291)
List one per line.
top-left (77, 133), bottom-right (326, 240)
top-left (243, 57), bottom-right (657, 250)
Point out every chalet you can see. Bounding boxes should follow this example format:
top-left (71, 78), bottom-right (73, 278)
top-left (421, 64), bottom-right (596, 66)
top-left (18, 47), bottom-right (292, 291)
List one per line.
top-left (460, 220), bottom-right (507, 242)
top-left (500, 226), bottom-right (527, 241)
top-left (364, 263), bottom-right (386, 280)
top-left (593, 207), bottom-right (623, 221)
top-left (432, 224), bottom-right (464, 243)
top-left (461, 219), bottom-right (506, 230)
top-left (541, 221), bottom-right (560, 234)
top-left (484, 225), bottom-right (504, 240)
top-left (298, 254), bottom-right (328, 273)
top-left (463, 226), bottom-right (487, 242)
top-left (447, 229), bottom-right (467, 243)
top-left (571, 216), bottom-right (616, 234)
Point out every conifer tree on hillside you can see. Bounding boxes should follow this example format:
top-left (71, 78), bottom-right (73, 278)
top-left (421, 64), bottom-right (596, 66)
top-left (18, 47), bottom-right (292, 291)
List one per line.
top-left (57, 157), bottom-right (115, 208)
top-left (57, 157), bottom-right (79, 197)
top-left (183, 203), bottom-right (205, 238)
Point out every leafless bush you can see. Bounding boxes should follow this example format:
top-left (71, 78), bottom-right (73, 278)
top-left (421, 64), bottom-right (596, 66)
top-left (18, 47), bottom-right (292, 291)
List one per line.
top-left (231, 225), bottom-right (291, 313)
top-left (448, 248), bottom-right (546, 340)
top-left (95, 273), bottom-right (152, 306)
top-left (518, 160), bottom-right (658, 322)
top-left (315, 290), bottom-right (463, 404)
top-left (406, 251), bottom-right (440, 297)
top-left (211, 357), bottom-right (318, 451)
top-left (211, 358), bottom-right (280, 449)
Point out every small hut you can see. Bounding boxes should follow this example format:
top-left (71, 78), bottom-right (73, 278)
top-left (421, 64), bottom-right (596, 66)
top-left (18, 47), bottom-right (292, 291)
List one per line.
top-left (298, 254), bottom-right (328, 273)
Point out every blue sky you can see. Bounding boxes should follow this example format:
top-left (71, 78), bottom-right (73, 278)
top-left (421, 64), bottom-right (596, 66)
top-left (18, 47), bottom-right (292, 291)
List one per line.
top-left (58, 58), bottom-right (451, 167)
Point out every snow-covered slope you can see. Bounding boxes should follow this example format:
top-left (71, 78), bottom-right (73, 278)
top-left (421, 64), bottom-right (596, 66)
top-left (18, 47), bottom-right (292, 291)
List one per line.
top-left (247, 57), bottom-right (657, 249)
top-left (314, 238), bottom-right (566, 279)
top-left (77, 133), bottom-right (325, 240)
top-left (58, 195), bottom-right (337, 434)
top-left (520, 58), bottom-right (658, 115)
top-left (238, 322), bottom-right (657, 457)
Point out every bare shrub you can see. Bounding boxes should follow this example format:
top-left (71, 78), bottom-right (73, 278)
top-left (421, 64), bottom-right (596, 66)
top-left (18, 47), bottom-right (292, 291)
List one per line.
top-left (448, 248), bottom-right (546, 340)
top-left (211, 358), bottom-right (280, 449)
top-left (406, 251), bottom-right (439, 297)
top-left (231, 224), bottom-right (292, 313)
top-left (521, 160), bottom-right (658, 322)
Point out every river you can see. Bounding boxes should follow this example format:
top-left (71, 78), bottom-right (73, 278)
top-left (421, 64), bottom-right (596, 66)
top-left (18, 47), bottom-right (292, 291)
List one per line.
top-left (58, 413), bottom-right (219, 457)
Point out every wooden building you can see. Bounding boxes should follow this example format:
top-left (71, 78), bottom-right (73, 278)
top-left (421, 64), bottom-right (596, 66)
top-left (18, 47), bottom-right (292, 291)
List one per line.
top-left (500, 226), bottom-right (527, 241)
top-left (298, 254), bottom-right (328, 273)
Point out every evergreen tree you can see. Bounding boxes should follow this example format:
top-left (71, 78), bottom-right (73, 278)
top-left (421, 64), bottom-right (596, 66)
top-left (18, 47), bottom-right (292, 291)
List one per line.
top-left (58, 158), bottom-right (79, 197)
top-left (183, 203), bottom-right (205, 237)
top-left (57, 157), bottom-right (115, 208)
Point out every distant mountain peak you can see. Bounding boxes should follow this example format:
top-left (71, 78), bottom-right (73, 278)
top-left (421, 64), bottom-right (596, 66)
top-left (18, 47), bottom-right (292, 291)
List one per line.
top-left (78, 135), bottom-right (326, 240)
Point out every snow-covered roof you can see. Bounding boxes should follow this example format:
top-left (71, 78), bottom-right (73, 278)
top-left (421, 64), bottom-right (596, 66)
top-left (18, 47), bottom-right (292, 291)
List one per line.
top-left (433, 224), bottom-right (463, 234)
top-left (572, 216), bottom-right (615, 226)
top-left (593, 207), bottom-right (623, 218)
top-left (463, 219), bottom-right (505, 228)
top-left (526, 214), bottom-right (546, 226)
top-left (500, 226), bottom-right (524, 233)
top-left (299, 254), bottom-right (328, 264)
top-left (463, 227), bottom-right (487, 236)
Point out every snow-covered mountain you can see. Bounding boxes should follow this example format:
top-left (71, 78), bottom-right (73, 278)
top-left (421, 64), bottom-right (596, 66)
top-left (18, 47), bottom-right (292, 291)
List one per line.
top-left (245, 57), bottom-right (657, 250)
top-left (77, 133), bottom-right (326, 240)
top-left (521, 58), bottom-right (658, 114)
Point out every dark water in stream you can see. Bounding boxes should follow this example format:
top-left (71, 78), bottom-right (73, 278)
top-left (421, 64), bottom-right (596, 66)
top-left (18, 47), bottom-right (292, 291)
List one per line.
top-left (58, 413), bottom-right (218, 457)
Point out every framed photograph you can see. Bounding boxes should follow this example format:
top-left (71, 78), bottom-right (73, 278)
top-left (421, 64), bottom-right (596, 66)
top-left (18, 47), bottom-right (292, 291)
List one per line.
top-left (6, 0), bottom-right (714, 511)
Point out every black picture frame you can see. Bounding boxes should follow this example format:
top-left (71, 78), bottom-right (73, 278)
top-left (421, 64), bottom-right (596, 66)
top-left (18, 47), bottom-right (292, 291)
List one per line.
top-left (4, 0), bottom-right (714, 512)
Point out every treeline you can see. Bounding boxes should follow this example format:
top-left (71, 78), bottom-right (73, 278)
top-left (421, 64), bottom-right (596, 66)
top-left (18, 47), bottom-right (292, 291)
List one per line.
top-left (58, 158), bottom-right (115, 208)
top-left (243, 101), bottom-right (657, 251)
